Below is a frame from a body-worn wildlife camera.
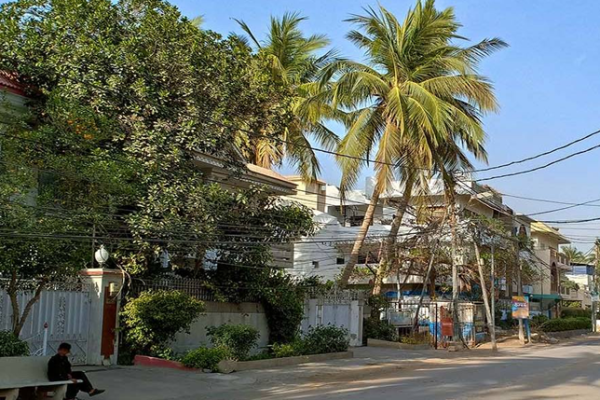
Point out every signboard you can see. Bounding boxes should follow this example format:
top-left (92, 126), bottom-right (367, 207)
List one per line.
top-left (388, 310), bottom-right (413, 327)
top-left (511, 296), bottom-right (529, 319)
top-left (440, 317), bottom-right (453, 336)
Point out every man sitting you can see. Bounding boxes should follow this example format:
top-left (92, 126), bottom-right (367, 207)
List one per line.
top-left (48, 343), bottom-right (105, 400)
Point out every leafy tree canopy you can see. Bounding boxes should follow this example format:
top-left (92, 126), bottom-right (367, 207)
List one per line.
top-left (0, 0), bottom-right (314, 333)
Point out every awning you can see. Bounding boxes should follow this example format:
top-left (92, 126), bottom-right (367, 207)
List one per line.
top-left (530, 294), bottom-right (561, 300)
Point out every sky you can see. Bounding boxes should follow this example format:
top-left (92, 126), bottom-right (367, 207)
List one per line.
top-left (168, 0), bottom-right (600, 250)
top-left (5, 0), bottom-right (600, 249)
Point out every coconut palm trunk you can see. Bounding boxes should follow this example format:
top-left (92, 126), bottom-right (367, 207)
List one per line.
top-left (339, 189), bottom-right (381, 287)
top-left (473, 239), bottom-right (497, 351)
top-left (372, 174), bottom-right (415, 295)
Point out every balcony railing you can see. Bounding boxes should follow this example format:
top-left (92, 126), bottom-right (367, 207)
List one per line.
top-left (550, 248), bottom-right (570, 266)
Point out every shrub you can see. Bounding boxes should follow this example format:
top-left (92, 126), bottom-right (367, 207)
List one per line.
top-left (206, 324), bottom-right (260, 360)
top-left (363, 318), bottom-right (397, 343)
top-left (561, 308), bottom-right (591, 319)
top-left (122, 290), bottom-right (204, 355)
top-left (399, 333), bottom-right (429, 345)
top-left (258, 274), bottom-right (305, 344)
top-left (530, 315), bottom-right (549, 329)
top-left (272, 342), bottom-right (302, 358)
top-left (181, 347), bottom-right (229, 371)
top-left (0, 331), bottom-right (29, 357)
top-left (302, 325), bottom-right (349, 355)
top-left (540, 317), bottom-right (591, 332)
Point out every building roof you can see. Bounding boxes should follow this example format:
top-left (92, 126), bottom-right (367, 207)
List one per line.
top-left (531, 221), bottom-right (570, 244)
top-left (284, 175), bottom-right (327, 185)
top-left (0, 71), bottom-right (25, 96)
top-left (246, 164), bottom-right (296, 188)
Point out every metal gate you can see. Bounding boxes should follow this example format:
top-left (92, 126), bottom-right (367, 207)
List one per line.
top-left (303, 289), bottom-right (364, 346)
top-left (386, 300), bottom-right (486, 349)
top-left (0, 280), bottom-right (92, 365)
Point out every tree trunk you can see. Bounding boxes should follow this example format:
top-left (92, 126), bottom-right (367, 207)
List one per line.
top-left (429, 266), bottom-right (437, 301)
top-left (412, 214), bottom-right (447, 332)
top-left (339, 189), bottom-right (381, 287)
top-left (445, 184), bottom-right (461, 344)
top-left (473, 239), bottom-right (497, 351)
top-left (372, 176), bottom-right (414, 296)
top-left (8, 272), bottom-right (47, 336)
top-left (516, 243), bottom-right (525, 344)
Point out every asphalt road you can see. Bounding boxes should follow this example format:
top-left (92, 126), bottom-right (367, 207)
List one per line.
top-left (91, 336), bottom-right (600, 400)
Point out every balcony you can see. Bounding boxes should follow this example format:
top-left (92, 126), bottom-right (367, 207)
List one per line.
top-left (560, 286), bottom-right (591, 305)
top-left (550, 248), bottom-right (571, 270)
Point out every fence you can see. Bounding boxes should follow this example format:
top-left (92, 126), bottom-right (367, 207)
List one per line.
top-left (0, 279), bottom-right (93, 364)
top-left (384, 300), bottom-right (486, 349)
top-left (128, 276), bottom-right (218, 302)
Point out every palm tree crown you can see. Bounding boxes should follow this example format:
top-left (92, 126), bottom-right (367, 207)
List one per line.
top-left (235, 12), bottom-right (341, 179)
top-left (322, 1), bottom-right (506, 285)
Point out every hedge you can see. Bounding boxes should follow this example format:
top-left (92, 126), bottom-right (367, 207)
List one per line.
top-left (561, 308), bottom-right (592, 319)
top-left (539, 317), bottom-right (591, 332)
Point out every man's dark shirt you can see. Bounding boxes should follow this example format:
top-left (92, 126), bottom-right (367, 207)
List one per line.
top-left (47, 354), bottom-right (72, 381)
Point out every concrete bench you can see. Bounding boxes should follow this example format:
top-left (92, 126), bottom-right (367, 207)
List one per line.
top-left (0, 356), bottom-right (81, 400)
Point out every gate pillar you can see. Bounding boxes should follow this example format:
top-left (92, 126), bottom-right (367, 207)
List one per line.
top-left (80, 269), bottom-right (123, 366)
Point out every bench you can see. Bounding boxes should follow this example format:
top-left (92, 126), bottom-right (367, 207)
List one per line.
top-left (0, 356), bottom-right (82, 400)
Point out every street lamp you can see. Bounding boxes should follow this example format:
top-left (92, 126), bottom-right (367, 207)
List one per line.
top-left (94, 245), bottom-right (110, 266)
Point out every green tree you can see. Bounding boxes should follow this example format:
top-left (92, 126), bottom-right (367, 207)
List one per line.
top-left (235, 12), bottom-right (341, 179)
top-left (0, 0), bottom-right (312, 334)
top-left (560, 246), bottom-right (589, 264)
top-left (319, 1), bottom-right (505, 286)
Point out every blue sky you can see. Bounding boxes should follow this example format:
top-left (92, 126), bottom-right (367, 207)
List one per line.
top-left (170, 0), bottom-right (600, 249)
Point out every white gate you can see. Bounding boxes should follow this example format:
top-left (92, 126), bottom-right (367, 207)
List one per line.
top-left (302, 289), bottom-right (364, 346)
top-left (0, 281), bottom-right (92, 365)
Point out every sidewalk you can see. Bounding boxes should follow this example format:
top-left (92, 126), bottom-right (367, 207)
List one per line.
top-left (88, 336), bottom-right (600, 400)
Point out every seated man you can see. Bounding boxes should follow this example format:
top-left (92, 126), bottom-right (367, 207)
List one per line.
top-left (48, 343), bottom-right (105, 400)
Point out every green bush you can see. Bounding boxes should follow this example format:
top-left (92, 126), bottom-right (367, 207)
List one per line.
top-left (272, 342), bottom-right (302, 358)
top-left (181, 347), bottom-right (229, 371)
top-left (206, 324), bottom-right (260, 360)
top-left (0, 331), bottom-right (29, 357)
top-left (302, 325), bottom-right (349, 355)
top-left (363, 318), bottom-right (397, 343)
top-left (530, 315), bottom-right (549, 329)
top-left (258, 274), bottom-right (306, 344)
top-left (540, 317), bottom-right (591, 332)
top-left (122, 290), bottom-right (204, 355)
top-left (561, 308), bottom-right (591, 319)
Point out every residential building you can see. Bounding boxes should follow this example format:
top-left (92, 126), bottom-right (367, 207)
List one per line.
top-left (529, 222), bottom-right (570, 317)
top-left (282, 176), bottom-right (394, 281)
top-left (561, 262), bottom-right (596, 309)
top-left (0, 71), bottom-right (27, 125)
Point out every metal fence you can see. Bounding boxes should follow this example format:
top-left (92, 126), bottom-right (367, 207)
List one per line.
top-left (384, 300), bottom-right (486, 349)
top-left (128, 276), bottom-right (218, 302)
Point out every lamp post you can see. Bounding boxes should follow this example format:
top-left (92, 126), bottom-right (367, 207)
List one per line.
top-left (94, 245), bottom-right (110, 267)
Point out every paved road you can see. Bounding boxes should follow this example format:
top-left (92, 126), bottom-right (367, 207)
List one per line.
top-left (91, 337), bottom-right (600, 400)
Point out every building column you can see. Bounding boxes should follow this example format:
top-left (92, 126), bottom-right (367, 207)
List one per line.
top-left (349, 300), bottom-right (362, 346)
top-left (80, 268), bottom-right (123, 366)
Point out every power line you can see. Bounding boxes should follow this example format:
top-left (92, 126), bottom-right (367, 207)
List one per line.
top-left (471, 142), bottom-right (600, 182)
top-left (474, 128), bottom-right (600, 173)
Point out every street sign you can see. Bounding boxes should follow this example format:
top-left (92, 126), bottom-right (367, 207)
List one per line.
top-left (512, 296), bottom-right (530, 319)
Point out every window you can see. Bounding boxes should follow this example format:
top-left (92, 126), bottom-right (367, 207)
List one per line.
top-left (336, 257), bottom-right (345, 265)
top-left (312, 261), bottom-right (319, 269)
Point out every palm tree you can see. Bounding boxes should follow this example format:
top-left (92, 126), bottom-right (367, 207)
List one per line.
top-left (320, 1), bottom-right (506, 287)
top-left (561, 245), bottom-right (590, 264)
top-left (235, 12), bottom-right (341, 179)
